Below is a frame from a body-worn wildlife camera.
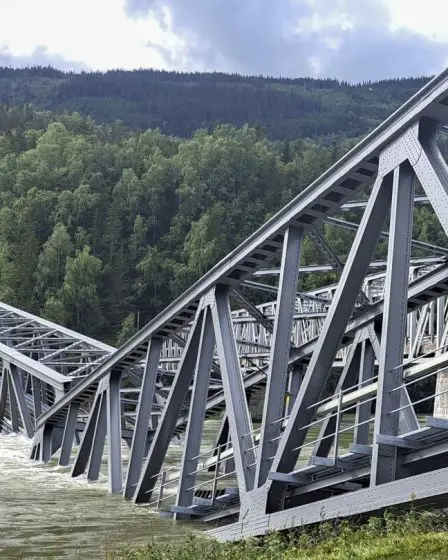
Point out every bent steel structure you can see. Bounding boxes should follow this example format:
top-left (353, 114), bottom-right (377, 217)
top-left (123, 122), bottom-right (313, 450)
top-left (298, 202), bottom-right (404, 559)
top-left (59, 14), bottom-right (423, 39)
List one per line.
top-left (4, 68), bottom-right (448, 540)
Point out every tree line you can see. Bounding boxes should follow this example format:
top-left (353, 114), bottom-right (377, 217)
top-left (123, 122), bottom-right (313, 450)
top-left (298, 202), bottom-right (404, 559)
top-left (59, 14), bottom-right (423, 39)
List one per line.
top-left (0, 105), bottom-right (445, 346)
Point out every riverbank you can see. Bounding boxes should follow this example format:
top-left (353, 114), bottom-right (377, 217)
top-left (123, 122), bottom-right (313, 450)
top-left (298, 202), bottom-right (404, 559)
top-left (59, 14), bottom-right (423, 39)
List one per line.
top-left (112, 509), bottom-right (448, 560)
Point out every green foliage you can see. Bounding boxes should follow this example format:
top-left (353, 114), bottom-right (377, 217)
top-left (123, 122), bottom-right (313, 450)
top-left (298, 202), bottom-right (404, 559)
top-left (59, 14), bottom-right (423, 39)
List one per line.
top-left (36, 222), bottom-right (73, 300)
top-left (116, 313), bottom-right (137, 346)
top-left (0, 67), bottom-right (431, 141)
top-left (111, 509), bottom-right (448, 560)
top-left (0, 101), bottom-right (444, 343)
top-left (60, 246), bottom-right (104, 335)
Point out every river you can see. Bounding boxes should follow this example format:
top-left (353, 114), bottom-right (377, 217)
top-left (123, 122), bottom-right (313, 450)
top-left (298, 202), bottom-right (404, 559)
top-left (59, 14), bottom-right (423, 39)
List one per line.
top-left (0, 433), bottom-right (201, 559)
top-left (0, 415), bottom-right (362, 559)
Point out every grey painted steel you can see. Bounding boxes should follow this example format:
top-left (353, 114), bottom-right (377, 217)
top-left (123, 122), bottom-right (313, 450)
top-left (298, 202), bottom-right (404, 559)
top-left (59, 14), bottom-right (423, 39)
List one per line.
top-left (211, 286), bottom-right (256, 495)
top-left (174, 308), bottom-right (215, 516)
top-left (325, 216), bottom-right (448, 256)
top-left (308, 228), bottom-right (343, 271)
top-left (36, 66), bottom-right (448, 430)
top-left (0, 343), bottom-right (67, 391)
top-left (312, 332), bottom-right (364, 459)
top-left (340, 195), bottom-right (430, 211)
top-left (254, 258), bottom-right (445, 277)
top-left (107, 370), bottom-right (122, 493)
top-left (14, 68), bottom-right (448, 540)
top-left (287, 365), bottom-right (303, 416)
top-left (371, 163), bottom-right (415, 486)
top-left (0, 301), bottom-right (113, 353)
top-left (256, 226), bottom-right (303, 487)
top-left (268, 172), bottom-right (392, 511)
top-left (412, 120), bottom-right (448, 238)
top-left (124, 337), bottom-right (163, 498)
top-left (9, 365), bottom-right (33, 438)
top-left (41, 424), bottom-right (53, 463)
top-left (87, 392), bottom-right (107, 482)
top-left (0, 370), bottom-right (7, 429)
top-left (31, 376), bottom-right (42, 421)
top-left (231, 289), bottom-right (273, 333)
top-left (209, 467), bottom-right (448, 541)
top-left (133, 309), bottom-right (204, 503)
top-left (59, 401), bottom-right (80, 466)
top-left (7, 372), bottom-right (19, 432)
top-left (354, 340), bottom-right (375, 445)
top-left (71, 391), bottom-right (102, 476)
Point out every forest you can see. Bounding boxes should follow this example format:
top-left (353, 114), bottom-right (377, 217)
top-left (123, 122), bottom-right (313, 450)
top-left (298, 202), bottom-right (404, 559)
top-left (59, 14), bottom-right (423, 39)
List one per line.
top-left (0, 66), bottom-right (431, 140)
top-left (0, 101), bottom-right (445, 345)
top-left (0, 67), bottom-right (446, 345)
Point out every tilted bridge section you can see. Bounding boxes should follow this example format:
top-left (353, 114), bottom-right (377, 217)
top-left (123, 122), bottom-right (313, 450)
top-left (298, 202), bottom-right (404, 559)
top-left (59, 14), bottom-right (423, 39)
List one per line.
top-left (4, 69), bottom-right (448, 540)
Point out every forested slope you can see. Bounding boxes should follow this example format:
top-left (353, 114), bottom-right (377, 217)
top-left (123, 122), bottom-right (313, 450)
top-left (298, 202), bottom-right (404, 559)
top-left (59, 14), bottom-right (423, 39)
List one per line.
top-left (0, 104), bottom-right (444, 344)
top-left (0, 67), bottom-right (430, 141)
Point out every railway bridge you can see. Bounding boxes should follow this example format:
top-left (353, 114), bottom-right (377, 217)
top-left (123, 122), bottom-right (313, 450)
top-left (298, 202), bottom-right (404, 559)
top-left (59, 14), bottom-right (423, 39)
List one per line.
top-left (3, 69), bottom-right (448, 540)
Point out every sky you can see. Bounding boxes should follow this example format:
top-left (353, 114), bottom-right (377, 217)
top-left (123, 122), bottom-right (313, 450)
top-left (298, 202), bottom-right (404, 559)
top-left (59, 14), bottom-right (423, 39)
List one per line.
top-left (1, 0), bottom-right (448, 81)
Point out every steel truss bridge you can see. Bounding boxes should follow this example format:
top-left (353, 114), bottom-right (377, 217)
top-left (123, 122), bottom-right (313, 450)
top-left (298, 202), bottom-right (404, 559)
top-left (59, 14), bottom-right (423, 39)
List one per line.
top-left (4, 70), bottom-right (448, 540)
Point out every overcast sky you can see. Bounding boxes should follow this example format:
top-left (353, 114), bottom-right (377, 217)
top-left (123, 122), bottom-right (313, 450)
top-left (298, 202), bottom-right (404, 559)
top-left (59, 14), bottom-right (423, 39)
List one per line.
top-left (1, 0), bottom-right (448, 81)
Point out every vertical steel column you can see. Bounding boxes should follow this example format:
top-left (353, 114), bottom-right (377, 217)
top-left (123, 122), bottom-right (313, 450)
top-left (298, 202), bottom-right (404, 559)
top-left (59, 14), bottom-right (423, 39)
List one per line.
top-left (287, 365), bottom-right (303, 416)
top-left (430, 301), bottom-right (435, 341)
top-left (107, 370), bottom-right (122, 493)
top-left (408, 268), bottom-right (417, 352)
top-left (412, 119), bottom-right (448, 237)
top-left (174, 308), bottom-right (215, 516)
top-left (256, 226), bottom-right (303, 488)
top-left (134, 308), bottom-right (204, 503)
top-left (268, 173), bottom-right (391, 511)
top-left (437, 296), bottom-right (445, 347)
top-left (124, 337), bottom-right (162, 499)
top-left (59, 401), bottom-right (80, 466)
top-left (9, 366), bottom-right (33, 438)
top-left (87, 392), bottom-right (107, 482)
top-left (31, 376), bottom-right (42, 422)
top-left (435, 297), bottom-right (448, 418)
top-left (354, 340), bottom-right (375, 445)
top-left (7, 371), bottom-right (19, 432)
top-left (41, 424), bottom-right (53, 463)
top-left (211, 285), bottom-right (256, 494)
top-left (51, 427), bottom-right (64, 455)
top-left (72, 390), bottom-right (102, 477)
top-left (0, 368), bottom-right (7, 430)
top-left (371, 162), bottom-right (415, 486)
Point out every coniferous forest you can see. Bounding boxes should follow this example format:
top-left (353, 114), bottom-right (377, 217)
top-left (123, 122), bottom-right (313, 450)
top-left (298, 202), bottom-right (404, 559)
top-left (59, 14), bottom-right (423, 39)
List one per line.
top-left (0, 67), bottom-right (445, 345)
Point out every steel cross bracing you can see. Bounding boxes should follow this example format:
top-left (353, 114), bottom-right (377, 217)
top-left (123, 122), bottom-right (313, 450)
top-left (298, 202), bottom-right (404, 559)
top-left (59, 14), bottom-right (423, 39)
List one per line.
top-left (12, 262), bottom-right (442, 465)
top-left (0, 300), bottom-right (189, 446)
top-left (22, 67), bottom-right (448, 539)
top-left (0, 301), bottom-right (116, 437)
top-left (0, 302), bottom-right (166, 444)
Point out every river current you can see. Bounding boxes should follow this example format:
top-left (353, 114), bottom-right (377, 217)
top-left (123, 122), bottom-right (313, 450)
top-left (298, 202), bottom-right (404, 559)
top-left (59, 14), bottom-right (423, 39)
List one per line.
top-left (0, 433), bottom-right (201, 559)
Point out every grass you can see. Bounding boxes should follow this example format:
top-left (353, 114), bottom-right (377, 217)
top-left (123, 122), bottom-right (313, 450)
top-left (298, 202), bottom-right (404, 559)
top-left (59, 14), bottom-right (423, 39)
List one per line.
top-left (110, 508), bottom-right (448, 560)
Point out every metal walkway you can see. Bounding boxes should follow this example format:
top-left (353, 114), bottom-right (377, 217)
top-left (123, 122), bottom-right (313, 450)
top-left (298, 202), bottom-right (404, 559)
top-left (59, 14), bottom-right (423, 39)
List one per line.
top-left (4, 68), bottom-right (448, 540)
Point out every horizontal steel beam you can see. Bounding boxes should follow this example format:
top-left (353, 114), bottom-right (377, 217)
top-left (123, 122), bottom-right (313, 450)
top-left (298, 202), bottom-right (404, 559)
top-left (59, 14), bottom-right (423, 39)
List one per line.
top-left (0, 343), bottom-right (67, 390)
top-left (253, 258), bottom-right (445, 277)
top-left (0, 301), bottom-right (114, 353)
top-left (340, 196), bottom-right (430, 211)
top-left (325, 217), bottom-right (448, 256)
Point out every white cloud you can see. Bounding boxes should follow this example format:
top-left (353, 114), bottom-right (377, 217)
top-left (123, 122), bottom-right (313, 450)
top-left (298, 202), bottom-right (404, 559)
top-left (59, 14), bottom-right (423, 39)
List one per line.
top-left (0, 0), bottom-right (172, 70)
top-left (0, 0), bottom-right (447, 78)
top-left (387, 0), bottom-right (448, 41)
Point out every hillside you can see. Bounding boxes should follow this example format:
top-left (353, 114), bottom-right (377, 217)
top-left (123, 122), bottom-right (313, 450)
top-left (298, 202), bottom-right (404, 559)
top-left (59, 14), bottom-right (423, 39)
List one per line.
top-left (0, 68), bottom-right (445, 347)
top-left (0, 67), bottom-right (431, 141)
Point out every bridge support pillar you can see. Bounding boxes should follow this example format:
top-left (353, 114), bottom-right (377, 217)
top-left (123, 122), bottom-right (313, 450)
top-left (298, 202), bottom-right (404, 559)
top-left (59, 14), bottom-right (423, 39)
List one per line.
top-left (434, 371), bottom-right (448, 418)
top-left (371, 162), bottom-right (415, 486)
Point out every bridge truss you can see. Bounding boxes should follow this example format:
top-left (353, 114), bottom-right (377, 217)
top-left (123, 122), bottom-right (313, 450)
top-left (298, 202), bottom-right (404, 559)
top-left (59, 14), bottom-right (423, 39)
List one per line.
top-left (4, 69), bottom-right (448, 540)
